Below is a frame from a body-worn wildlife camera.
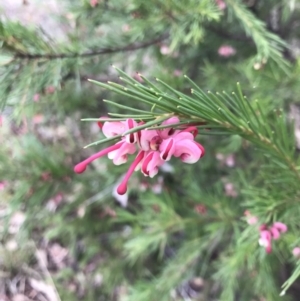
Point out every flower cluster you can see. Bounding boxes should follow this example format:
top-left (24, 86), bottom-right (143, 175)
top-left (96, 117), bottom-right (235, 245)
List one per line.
top-left (74, 117), bottom-right (205, 195)
top-left (259, 222), bottom-right (288, 254)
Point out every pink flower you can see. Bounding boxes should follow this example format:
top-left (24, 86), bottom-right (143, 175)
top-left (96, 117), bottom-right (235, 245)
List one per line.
top-left (122, 24), bottom-right (131, 32)
top-left (142, 151), bottom-right (164, 178)
top-left (218, 45), bottom-right (236, 57)
top-left (269, 226), bottom-right (281, 240)
top-left (160, 132), bottom-right (203, 163)
top-left (45, 86), bottom-right (55, 94)
top-left (272, 222), bottom-right (288, 233)
top-left (216, 153), bottom-right (235, 167)
top-left (159, 116), bottom-right (180, 139)
top-left (216, 0), bottom-right (226, 10)
top-left (194, 204), bottom-right (207, 215)
top-left (75, 117), bottom-right (205, 195)
top-left (133, 73), bottom-right (143, 82)
top-left (247, 216), bottom-right (258, 225)
top-left (259, 230), bottom-right (272, 253)
top-left (0, 181), bottom-right (8, 190)
top-left (258, 221), bottom-right (288, 253)
top-left (140, 123), bottom-right (204, 177)
top-left (107, 141), bottom-right (136, 165)
top-left (32, 114), bottom-right (44, 124)
top-left (224, 182), bottom-right (238, 197)
top-left (74, 119), bottom-right (137, 173)
top-left (268, 222), bottom-right (288, 240)
top-left (90, 0), bottom-right (99, 7)
top-left (293, 247), bottom-right (300, 258)
top-left (225, 154), bottom-right (235, 167)
top-left (173, 69), bottom-right (182, 77)
top-left (102, 120), bottom-right (125, 137)
top-left (33, 94), bottom-right (40, 102)
top-left (160, 45), bottom-right (171, 55)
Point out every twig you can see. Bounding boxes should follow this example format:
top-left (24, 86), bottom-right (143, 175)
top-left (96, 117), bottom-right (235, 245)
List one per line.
top-left (14, 34), bottom-right (169, 60)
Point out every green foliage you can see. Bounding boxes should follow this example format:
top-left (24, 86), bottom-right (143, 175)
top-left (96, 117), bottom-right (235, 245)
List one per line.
top-left (1, 1), bottom-right (300, 301)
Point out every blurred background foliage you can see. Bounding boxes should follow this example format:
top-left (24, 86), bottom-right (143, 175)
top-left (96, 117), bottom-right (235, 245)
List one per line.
top-left (1, 0), bottom-right (300, 300)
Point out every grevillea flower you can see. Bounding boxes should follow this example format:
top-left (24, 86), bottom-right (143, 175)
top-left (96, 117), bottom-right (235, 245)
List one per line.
top-left (218, 45), bottom-right (236, 57)
top-left (272, 222), bottom-right (288, 233)
top-left (215, 0), bottom-right (226, 10)
top-left (90, 0), bottom-right (99, 7)
top-left (74, 119), bottom-right (137, 173)
top-left (259, 230), bottom-right (272, 253)
top-left (258, 222), bottom-right (287, 253)
top-left (74, 117), bottom-right (205, 195)
top-left (140, 121), bottom-right (204, 177)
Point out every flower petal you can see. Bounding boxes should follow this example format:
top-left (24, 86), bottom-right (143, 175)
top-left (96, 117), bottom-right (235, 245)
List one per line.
top-left (139, 130), bottom-right (158, 151)
top-left (159, 138), bottom-right (175, 161)
top-left (173, 140), bottom-right (201, 164)
top-left (108, 142), bottom-right (136, 165)
top-left (273, 222), bottom-right (288, 233)
top-left (270, 226), bottom-right (281, 240)
top-left (102, 121), bottom-right (126, 137)
top-left (173, 131), bottom-right (195, 141)
top-left (142, 151), bottom-right (164, 178)
top-left (125, 118), bottom-right (139, 144)
top-left (259, 230), bottom-right (272, 253)
top-left (159, 117), bottom-right (180, 139)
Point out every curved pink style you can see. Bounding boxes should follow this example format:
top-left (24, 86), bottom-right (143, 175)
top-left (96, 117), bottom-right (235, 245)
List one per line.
top-left (117, 151), bottom-right (145, 195)
top-left (74, 143), bottom-right (123, 173)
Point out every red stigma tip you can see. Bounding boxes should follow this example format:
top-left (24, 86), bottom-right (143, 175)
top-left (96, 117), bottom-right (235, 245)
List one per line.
top-left (117, 183), bottom-right (127, 195)
top-left (74, 163), bottom-right (87, 174)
